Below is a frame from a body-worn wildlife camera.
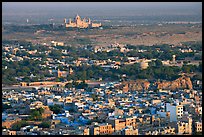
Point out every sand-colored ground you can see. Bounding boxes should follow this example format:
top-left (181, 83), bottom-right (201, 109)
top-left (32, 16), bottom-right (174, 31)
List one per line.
top-left (2, 24), bottom-right (202, 46)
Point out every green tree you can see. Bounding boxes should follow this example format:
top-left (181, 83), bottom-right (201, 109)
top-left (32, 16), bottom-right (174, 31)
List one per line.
top-left (49, 104), bottom-right (63, 114)
top-left (65, 82), bottom-right (74, 88)
top-left (49, 50), bottom-right (62, 60)
top-left (2, 103), bottom-right (12, 112)
top-left (29, 108), bottom-right (43, 121)
top-left (11, 120), bottom-right (29, 131)
top-left (91, 94), bottom-right (99, 101)
top-left (76, 81), bottom-right (88, 89)
top-left (38, 121), bottom-right (51, 128)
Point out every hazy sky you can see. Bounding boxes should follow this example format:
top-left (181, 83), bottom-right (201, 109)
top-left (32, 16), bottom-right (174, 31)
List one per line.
top-left (3, 2), bottom-right (201, 13)
top-left (2, 2), bottom-right (202, 24)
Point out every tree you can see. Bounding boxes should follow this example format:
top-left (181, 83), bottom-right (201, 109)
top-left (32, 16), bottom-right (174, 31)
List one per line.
top-left (91, 94), bottom-right (99, 101)
top-left (38, 121), bottom-right (51, 128)
top-left (155, 59), bottom-right (163, 67)
top-left (11, 120), bottom-right (29, 131)
top-left (192, 74), bottom-right (202, 81)
top-left (198, 62), bottom-right (202, 72)
top-left (65, 82), bottom-right (73, 89)
top-left (2, 103), bottom-right (12, 112)
top-left (49, 104), bottom-right (63, 114)
top-left (29, 108), bottom-right (44, 121)
top-left (37, 107), bottom-right (44, 114)
top-left (76, 81), bottom-right (88, 89)
top-left (49, 50), bottom-right (62, 60)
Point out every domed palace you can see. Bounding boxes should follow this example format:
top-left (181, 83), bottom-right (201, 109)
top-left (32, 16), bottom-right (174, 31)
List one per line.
top-left (64, 14), bottom-right (102, 28)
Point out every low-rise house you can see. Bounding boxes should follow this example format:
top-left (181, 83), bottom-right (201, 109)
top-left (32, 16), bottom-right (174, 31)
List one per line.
top-left (121, 126), bottom-right (138, 135)
top-left (89, 123), bottom-right (114, 135)
top-left (177, 113), bottom-right (192, 135)
top-left (2, 129), bottom-right (17, 135)
top-left (195, 121), bottom-right (202, 133)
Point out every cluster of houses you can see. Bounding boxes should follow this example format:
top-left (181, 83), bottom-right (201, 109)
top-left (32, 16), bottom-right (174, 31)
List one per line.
top-left (2, 40), bottom-right (202, 135)
top-left (2, 79), bottom-right (202, 135)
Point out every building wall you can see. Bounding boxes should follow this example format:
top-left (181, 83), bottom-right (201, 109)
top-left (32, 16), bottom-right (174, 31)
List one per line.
top-left (123, 84), bottom-right (129, 92)
top-left (8, 131), bottom-right (17, 135)
top-left (126, 117), bottom-right (137, 128)
top-left (83, 128), bottom-right (89, 135)
top-left (157, 111), bottom-right (166, 118)
top-left (91, 127), bottom-right (99, 135)
top-left (91, 23), bottom-right (102, 28)
top-left (177, 117), bottom-right (192, 135)
top-left (162, 127), bottom-right (175, 135)
top-left (122, 128), bottom-right (138, 135)
top-left (99, 124), bottom-right (114, 135)
top-left (115, 119), bottom-right (126, 131)
top-left (195, 122), bottom-right (202, 133)
top-left (21, 82), bottom-right (28, 86)
top-left (166, 103), bottom-right (177, 122)
top-left (176, 105), bottom-right (183, 118)
top-left (166, 103), bottom-right (183, 122)
top-left (2, 130), bottom-right (17, 135)
top-left (152, 99), bottom-right (161, 105)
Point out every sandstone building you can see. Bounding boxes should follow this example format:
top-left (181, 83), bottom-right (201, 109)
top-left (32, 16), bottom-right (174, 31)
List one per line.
top-left (64, 14), bottom-right (102, 28)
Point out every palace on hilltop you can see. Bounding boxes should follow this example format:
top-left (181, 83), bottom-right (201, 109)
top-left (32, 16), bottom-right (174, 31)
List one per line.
top-left (64, 14), bottom-right (102, 28)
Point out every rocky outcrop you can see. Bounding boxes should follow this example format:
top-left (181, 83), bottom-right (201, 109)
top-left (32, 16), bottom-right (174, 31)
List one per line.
top-left (122, 79), bottom-right (150, 91)
top-left (155, 76), bottom-right (192, 90)
top-left (121, 76), bottom-right (192, 91)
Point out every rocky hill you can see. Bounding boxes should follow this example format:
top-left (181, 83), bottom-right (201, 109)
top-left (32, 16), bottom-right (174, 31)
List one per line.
top-left (155, 76), bottom-right (193, 90)
top-left (122, 76), bottom-right (192, 91)
top-left (122, 79), bottom-right (150, 91)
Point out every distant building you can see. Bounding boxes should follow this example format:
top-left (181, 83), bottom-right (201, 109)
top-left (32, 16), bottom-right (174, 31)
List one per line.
top-left (172, 55), bottom-right (176, 63)
top-left (64, 14), bottom-right (102, 28)
top-left (140, 61), bottom-right (149, 70)
top-left (51, 41), bottom-right (64, 46)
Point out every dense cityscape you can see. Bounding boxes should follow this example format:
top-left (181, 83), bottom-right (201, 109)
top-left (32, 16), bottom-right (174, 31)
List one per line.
top-left (2, 2), bottom-right (202, 135)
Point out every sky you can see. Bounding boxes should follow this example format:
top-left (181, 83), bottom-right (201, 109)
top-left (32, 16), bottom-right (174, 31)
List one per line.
top-left (3, 2), bottom-right (201, 13)
top-left (2, 2), bottom-right (202, 24)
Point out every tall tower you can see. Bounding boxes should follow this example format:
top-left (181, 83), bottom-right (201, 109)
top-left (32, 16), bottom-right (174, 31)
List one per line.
top-left (88, 18), bottom-right (91, 24)
top-left (57, 69), bottom-right (62, 77)
top-left (69, 18), bottom-right (72, 24)
top-left (69, 67), bottom-right (73, 74)
top-left (172, 55), bottom-right (176, 63)
top-left (64, 18), bottom-right (67, 24)
top-left (75, 14), bottom-right (81, 24)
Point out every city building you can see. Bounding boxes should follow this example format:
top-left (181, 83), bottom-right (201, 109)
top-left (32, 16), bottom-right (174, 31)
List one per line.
top-left (166, 103), bottom-right (183, 122)
top-left (177, 113), bottom-right (192, 135)
top-left (195, 121), bottom-right (202, 133)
